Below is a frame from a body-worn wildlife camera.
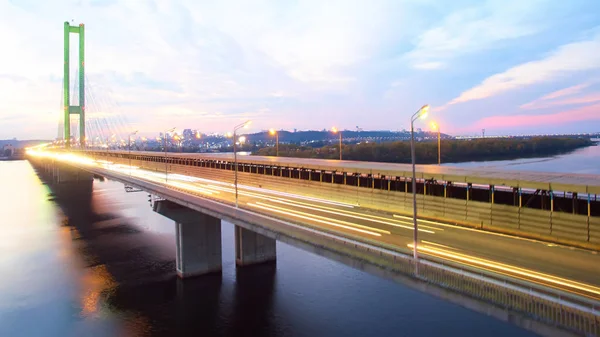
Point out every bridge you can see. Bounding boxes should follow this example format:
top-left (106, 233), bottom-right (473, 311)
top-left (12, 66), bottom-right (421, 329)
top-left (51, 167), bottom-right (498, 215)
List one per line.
top-left (23, 22), bottom-right (600, 337)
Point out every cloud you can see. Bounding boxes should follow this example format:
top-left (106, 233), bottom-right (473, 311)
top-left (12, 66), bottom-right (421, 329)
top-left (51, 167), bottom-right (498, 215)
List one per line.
top-left (446, 32), bottom-right (600, 105)
top-left (519, 82), bottom-right (600, 109)
top-left (1, 0), bottom-right (600, 139)
top-left (521, 92), bottom-right (600, 110)
top-left (472, 102), bottom-right (600, 129)
top-left (537, 83), bottom-right (592, 101)
top-left (405, 0), bottom-right (548, 70)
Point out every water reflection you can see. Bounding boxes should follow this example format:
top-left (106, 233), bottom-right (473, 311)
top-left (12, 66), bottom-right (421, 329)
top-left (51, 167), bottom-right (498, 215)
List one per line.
top-left (447, 143), bottom-right (600, 174)
top-left (229, 263), bottom-right (277, 336)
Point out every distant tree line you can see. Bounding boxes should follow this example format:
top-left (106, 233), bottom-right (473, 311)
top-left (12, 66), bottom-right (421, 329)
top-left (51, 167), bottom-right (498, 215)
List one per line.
top-left (254, 137), bottom-right (595, 164)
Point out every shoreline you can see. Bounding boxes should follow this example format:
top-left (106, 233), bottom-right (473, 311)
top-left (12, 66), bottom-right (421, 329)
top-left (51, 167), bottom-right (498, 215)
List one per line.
top-left (253, 137), bottom-right (595, 165)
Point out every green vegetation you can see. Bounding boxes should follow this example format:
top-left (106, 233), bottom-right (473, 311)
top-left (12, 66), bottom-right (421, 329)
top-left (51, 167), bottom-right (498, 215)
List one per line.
top-left (254, 137), bottom-right (594, 164)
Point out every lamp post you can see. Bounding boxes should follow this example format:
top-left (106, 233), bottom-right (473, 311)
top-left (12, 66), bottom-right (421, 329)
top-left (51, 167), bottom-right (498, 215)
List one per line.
top-left (233, 120), bottom-right (252, 208)
top-left (410, 104), bottom-right (430, 270)
top-left (128, 130), bottom-right (138, 176)
top-left (164, 127), bottom-right (176, 183)
top-left (431, 122), bottom-right (441, 165)
top-left (331, 127), bottom-right (342, 160)
top-left (269, 129), bottom-right (279, 156)
top-left (194, 131), bottom-right (202, 151)
top-left (173, 134), bottom-right (182, 152)
top-left (107, 134), bottom-right (116, 155)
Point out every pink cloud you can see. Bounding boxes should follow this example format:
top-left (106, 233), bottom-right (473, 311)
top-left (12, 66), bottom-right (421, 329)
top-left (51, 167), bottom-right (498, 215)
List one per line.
top-left (539, 83), bottom-right (591, 100)
top-left (520, 92), bottom-right (600, 110)
top-left (520, 83), bottom-right (595, 109)
top-left (472, 102), bottom-right (600, 129)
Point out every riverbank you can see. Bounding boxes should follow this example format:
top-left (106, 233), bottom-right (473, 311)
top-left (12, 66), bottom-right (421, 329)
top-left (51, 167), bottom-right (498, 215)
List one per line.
top-left (254, 137), bottom-right (595, 164)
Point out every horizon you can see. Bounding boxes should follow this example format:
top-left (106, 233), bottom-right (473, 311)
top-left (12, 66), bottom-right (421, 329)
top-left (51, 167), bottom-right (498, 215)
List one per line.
top-left (1, 1), bottom-right (600, 139)
top-left (3, 129), bottom-right (600, 143)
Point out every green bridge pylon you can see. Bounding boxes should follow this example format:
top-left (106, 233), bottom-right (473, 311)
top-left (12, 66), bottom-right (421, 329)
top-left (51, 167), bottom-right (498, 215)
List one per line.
top-left (63, 21), bottom-right (85, 148)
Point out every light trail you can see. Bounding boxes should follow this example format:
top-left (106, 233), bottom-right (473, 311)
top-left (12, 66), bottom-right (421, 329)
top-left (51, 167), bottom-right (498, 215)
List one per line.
top-left (240, 184), bottom-right (356, 208)
top-left (248, 203), bottom-right (383, 237)
top-left (185, 175), bottom-right (356, 208)
top-left (254, 201), bottom-right (390, 235)
top-left (165, 181), bottom-right (219, 196)
top-left (394, 214), bottom-right (558, 246)
top-left (197, 181), bottom-right (436, 234)
top-left (409, 243), bottom-right (600, 299)
top-left (268, 199), bottom-right (437, 233)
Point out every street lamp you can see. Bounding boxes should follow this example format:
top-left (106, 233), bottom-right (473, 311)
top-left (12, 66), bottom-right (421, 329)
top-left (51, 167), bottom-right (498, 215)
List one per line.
top-left (331, 127), bottom-right (342, 160)
top-left (269, 129), bottom-right (279, 156)
top-left (173, 134), bottom-right (182, 152)
top-left (164, 127), bottom-right (176, 183)
top-left (410, 104), bottom-right (429, 270)
top-left (233, 120), bottom-right (252, 208)
top-left (107, 134), bottom-right (116, 155)
top-left (128, 130), bottom-right (138, 176)
top-left (431, 122), bottom-right (441, 165)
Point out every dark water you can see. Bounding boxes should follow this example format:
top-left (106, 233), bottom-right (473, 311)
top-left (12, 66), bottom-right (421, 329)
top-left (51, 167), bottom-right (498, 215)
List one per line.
top-left (0, 160), bottom-right (542, 337)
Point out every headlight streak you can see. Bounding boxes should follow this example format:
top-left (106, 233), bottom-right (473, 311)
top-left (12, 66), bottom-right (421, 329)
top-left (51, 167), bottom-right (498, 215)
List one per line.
top-left (248, 203), bottom-right (383, 237)
top-left (254, 201), bottom-right (390, 235)
top-left (410, 243), bottom-right (600, 299)
top-left (267, 199), bottom-right (436, 233)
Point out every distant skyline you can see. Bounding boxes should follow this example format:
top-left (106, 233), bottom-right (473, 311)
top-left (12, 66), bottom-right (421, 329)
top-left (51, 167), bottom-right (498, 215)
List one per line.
top-left (1, 0), bottom-right (600, 139)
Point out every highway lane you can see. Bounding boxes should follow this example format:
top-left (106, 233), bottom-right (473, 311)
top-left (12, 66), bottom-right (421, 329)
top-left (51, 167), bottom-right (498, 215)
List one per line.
top-left (93, 149), bottom-right (600, 194)
top-left (29, 151), bottom-right (600, 301)
top-left (107, 164), bottom-right (600, 300)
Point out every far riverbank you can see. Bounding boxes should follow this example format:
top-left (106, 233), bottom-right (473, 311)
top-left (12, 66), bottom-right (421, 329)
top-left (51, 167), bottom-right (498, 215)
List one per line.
top-left (253, 137), bottom-right (595, 164)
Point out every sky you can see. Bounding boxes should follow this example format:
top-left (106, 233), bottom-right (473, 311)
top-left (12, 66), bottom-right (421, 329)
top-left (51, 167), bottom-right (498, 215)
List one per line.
top-left (1, 0), bottom-right (600, 139)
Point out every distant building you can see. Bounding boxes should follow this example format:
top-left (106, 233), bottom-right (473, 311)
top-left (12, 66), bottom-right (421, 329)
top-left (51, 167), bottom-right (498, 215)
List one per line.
top-left (3, 144), bottom-right (14, 157)
top-left (183, 129), bottom-right (194, 139)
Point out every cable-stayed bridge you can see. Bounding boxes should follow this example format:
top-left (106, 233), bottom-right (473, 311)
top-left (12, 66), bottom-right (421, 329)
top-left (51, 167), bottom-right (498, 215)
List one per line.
top-left (24, 22), bottom-right (600, 337)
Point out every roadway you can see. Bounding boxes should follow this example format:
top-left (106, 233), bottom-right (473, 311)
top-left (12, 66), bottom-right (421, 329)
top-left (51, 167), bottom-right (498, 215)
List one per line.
top-left (97, 160), bottom-right (600, 302)
top-left (110, 149), bottom-right (600, 194)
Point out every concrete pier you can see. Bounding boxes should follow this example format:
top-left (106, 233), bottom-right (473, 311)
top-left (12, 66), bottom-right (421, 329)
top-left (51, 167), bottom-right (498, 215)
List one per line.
top-left (154, 200), bottom-right (222, 278)
top-left (235, 225), bottom-right (276, 266)
top-left (54, 163), bottom-right (92, 184)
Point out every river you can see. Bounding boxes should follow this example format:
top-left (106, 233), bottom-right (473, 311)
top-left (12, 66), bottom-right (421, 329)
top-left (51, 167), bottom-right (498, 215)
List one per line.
top-left (445, 142), bottom-right (600, 174)
top-left (2, 145), bottom-right (597, 337)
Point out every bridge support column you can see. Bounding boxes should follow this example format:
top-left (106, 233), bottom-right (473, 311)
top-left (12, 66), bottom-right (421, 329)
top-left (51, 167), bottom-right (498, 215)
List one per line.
top-left (235, 225), bottom-right (276, 266)
top-left (153, 200), bottom-right (222, 278)
top-left (55, 165), bottom-right (93, 184)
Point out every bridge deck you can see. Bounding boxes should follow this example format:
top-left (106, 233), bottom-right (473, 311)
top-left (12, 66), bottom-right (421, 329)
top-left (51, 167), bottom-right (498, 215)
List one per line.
top-left (105, 150), bottom-right (600, 194)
